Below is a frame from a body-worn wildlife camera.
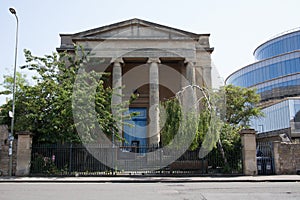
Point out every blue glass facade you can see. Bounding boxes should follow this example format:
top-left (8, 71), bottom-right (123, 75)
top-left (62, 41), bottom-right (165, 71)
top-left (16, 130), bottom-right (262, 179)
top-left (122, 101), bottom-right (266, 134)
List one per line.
top-left (251, 99), bottom-right (300, 133)
top-left (254, 73), bottom-right (300, 94)
top-left (226, 29), bottom-right (300, 102)
top-left (227, 51), bottom-right (300, 88)
top-left (254, 30), bottom-right (300, 60)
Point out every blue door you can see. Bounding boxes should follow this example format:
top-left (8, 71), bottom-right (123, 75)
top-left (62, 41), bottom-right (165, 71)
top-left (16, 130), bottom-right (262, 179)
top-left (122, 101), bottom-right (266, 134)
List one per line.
top-left (123, 107), bottom-right (147, 153)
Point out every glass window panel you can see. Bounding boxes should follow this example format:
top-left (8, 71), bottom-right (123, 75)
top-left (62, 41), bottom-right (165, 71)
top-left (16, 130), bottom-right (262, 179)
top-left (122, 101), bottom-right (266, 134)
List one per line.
top-left (259, 67), bottom-right (264, 83)
top-left (295, 58), bottom-right (300, 73)
top-left (290, 58), bottom-right (295, 74)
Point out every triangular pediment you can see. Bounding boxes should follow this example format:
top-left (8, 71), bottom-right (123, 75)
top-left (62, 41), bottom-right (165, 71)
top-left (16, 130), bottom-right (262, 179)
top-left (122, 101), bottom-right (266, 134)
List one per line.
top-left (71, 18), bottom-right (205, 40)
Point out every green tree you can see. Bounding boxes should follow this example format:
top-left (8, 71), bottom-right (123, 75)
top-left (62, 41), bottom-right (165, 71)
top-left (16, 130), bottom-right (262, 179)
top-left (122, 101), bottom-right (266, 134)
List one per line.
top-left (0, 46), bottom-right (121, 143)
top-left (0, 72), bottom-right (28, 125)
top-left (0, 72), bottom-right (28, 95)
top-left (159, 88), bottom-right (219, 151)
top-left (159, 84), bottom-right (262, 159)
top-left (224, 84), bottom-right (262, 128)
top-left (217, 84), bottom-right (263, 171)
top-left (159, 98), bottom-right (181, 147)
top-left (219, 84), bottom-right (263, 151)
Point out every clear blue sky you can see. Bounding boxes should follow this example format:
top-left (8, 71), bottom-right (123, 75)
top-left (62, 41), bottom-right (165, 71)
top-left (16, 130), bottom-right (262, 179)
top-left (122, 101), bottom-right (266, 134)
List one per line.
top-left (1, 0), bottom-right (300, 105)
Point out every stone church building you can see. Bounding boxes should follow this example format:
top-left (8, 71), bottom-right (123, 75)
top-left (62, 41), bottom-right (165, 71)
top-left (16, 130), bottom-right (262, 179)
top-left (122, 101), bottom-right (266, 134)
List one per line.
top-left (57, 18), bottom-right (213, 149)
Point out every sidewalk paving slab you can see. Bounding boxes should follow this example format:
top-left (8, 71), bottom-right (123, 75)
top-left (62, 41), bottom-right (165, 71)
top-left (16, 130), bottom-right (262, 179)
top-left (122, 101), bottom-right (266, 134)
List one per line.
top-left (0, 175), bottom-right (300, 183)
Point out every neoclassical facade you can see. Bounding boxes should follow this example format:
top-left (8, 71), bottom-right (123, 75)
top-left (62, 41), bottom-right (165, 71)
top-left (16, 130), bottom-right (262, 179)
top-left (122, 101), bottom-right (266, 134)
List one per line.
top-left (57, 19), bottom-right (213, 147)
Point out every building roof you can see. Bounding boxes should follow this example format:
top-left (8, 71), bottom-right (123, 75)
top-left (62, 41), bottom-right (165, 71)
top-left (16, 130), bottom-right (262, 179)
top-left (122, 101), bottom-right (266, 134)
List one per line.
top-left (57, 18), bottom-right (213, 52)
top-left (63, 18), bottom-right (209, 39)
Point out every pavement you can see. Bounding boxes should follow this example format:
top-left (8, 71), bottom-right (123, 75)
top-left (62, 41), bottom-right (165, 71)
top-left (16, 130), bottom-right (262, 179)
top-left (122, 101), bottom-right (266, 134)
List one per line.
top-left (0, 175), bottom-right (300, 183)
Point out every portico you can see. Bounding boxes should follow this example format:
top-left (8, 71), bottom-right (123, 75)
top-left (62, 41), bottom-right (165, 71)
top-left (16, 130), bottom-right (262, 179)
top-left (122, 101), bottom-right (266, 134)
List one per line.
top-left (57, 18), bottom-right (214, 147)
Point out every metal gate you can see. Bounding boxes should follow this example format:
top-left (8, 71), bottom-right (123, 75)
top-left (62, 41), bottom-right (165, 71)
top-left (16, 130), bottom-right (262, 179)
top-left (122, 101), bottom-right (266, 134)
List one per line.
top-left (256, 142), bottom-right (275, 175)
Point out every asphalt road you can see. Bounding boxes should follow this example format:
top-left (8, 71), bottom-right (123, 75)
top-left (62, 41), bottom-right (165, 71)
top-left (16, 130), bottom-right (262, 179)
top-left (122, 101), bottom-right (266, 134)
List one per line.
top-left (1, 182), bottom-right (300, 200)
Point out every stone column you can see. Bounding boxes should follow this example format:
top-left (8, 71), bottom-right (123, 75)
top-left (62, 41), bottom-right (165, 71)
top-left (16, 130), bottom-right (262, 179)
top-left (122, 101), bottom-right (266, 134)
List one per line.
top-left (184, 59), bottom-right (197, 111)
top-left (180, 61), bottom-right (187, 89)
top-left (148, 58), bottom-right (160, 146)
top-left (16, 131), bottom-right (33, 176)
top-left (185, 60), bottom-right (196, 86)
top-left (240, 129), bottom-right (257, 176)
top-left (111, 58), bottom-right (123, 145)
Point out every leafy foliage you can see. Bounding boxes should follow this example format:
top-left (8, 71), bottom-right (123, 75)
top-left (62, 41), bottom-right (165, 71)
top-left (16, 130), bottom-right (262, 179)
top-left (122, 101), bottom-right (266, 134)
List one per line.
top-left (160, 98), bottom-right (181, 147)
top-left (224, 84), bottom-right (263, 127)
top-left (0, 72), bottom-right (28, 95)
top-left (159, 92), bottom-right (220, 152)
top-left (159, 84), bottom-right (262, 163)
top-left (0, 46), bottom-right (120, 144)
top-left (219, 84), bottom-right (263, 157)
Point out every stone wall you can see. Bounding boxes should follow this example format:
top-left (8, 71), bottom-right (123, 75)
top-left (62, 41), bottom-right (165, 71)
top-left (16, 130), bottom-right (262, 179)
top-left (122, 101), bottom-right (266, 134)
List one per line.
top-left (273, 141), bottom-right (300, 174)
top-left (256, 128), bottom-right (291, 143)
top-left (0, 125), bottom-right (17, 176)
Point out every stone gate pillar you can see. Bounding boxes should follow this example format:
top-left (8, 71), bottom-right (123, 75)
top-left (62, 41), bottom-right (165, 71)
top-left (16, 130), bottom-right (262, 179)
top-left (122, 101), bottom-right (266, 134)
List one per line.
top-left (0, 125), bottom-right (17, 176)
top-left (272, 141), bottom-right (281, 175)
top-left (16, 131), bottom-right (33, 176)
top-left (240, 129), bottom-right (257, 175)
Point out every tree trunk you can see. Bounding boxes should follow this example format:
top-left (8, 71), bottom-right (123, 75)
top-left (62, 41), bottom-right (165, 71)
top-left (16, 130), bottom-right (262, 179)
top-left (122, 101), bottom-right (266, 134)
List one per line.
top-left (217, 139), bottom-right (228, 165)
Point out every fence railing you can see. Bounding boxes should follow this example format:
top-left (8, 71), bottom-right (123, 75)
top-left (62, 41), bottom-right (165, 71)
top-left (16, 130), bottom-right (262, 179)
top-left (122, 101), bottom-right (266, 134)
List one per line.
top-left (30, 144), bottom-right (243, 176)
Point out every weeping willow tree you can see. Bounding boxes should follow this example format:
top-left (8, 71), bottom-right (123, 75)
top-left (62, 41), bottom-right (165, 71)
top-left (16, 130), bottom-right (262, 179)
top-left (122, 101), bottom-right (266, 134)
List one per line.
top-left (159, 98), bottom-right (181, 147)
top-left (159, 86), bottom-right (222, 153)
top-left (159, 84), bottom-right (262, 170)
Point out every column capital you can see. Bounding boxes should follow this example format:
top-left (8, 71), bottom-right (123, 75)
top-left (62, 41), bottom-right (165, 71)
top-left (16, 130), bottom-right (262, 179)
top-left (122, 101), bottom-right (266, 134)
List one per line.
top-left (184, 58), bottom-right (196, 65)
top-left (147, 57), bottom-right (161, 64)
top-left (111, 57), bottom-right (124, 64)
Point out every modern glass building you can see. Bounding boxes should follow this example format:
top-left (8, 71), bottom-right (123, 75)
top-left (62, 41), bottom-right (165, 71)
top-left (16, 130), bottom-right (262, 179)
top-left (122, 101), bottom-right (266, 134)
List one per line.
top-left (226, 29), bottom-right (300, 103)
top-left (226, 28), bottom-right (300, 141)
top-left (250, 98), bottom-right (300, 140)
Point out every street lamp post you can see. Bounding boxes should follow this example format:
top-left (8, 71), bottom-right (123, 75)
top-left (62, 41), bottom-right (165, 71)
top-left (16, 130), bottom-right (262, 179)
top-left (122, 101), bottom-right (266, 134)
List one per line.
top-left (8, 7), bottom-right (19, 176)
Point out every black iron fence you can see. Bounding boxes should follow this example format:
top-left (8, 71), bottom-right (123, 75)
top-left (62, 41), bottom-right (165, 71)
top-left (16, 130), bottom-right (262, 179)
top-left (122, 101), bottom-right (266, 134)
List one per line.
top-left (30, 144), bottom-right (243, 176)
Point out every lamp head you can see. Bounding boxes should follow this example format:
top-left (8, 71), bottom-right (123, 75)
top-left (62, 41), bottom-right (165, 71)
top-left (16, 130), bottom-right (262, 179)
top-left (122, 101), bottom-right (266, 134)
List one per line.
top-left (9, 8), bottom-right (16, 15)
